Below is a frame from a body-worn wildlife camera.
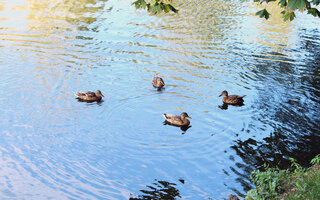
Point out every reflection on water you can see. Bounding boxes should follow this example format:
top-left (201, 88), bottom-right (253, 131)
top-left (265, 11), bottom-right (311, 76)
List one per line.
top-left (129, 179), bottom-right (182, 200)
top-left (162, 121), bottom-right (192, 134)
top-left (218, 103), bottom-right (244, 110)
top-left (0, 0), bottom-right (319, 199)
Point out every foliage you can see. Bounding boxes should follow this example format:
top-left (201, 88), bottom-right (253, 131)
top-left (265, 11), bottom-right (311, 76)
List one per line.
top-left (132, 0), bottom-right (178, 15)
top-left (246, 164), bottom-right (288, 200)
top-left (256, 8), bottom-right (271, 19)
top-left (253, 0), bottom-right (320, 21)
top-left (310, 154), bottom-right (320, 164)
top-left (132, 0), bottom-right (320, 21)
top-left (246, 154), bottom-right (320, 200)
top-left (289, 157), bottom-right (304, 173)
top-left (282, 163), bottom-right (320, 199)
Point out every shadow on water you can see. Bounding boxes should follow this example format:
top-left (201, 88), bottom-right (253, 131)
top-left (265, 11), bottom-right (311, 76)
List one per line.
top-left (76, 98), bottom-right (104, 104)
top-left (156, 87), bottom-right (165, 92)
top-left (129, 179), bottom-right (183, 200)
top-left (229, 31), bottom-right (320, 192)
top-left (163, 121), bottom-right (192, 134)
top-left (218, 103), bottom-right (244, 110)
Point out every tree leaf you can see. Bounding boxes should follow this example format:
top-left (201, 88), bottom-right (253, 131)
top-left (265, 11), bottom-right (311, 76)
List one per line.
top-left (256, 9), bottom-right (271, 19)
top-left (278, 0), bottom-right (287, 7)
top-left (132, 0), bottom-right (147, 9)
top-left (265, 0), bottom-right (276, 3)
top-left (287, 0), bottom-right (307, 11)
top-left (281, 10), bottom-right (296, 21)
top-left (307, 8), bottom-right (320, 17)
top-left (150, 0), bottom-right (157, 6)
top-left (163, 4), bottom-right (171, 13)
top-left (311, 0), bottom-right (320, 5)
top-left (149, 4), bottom-right (162, 14)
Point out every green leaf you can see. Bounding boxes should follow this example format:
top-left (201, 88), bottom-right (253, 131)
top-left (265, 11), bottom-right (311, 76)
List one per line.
top-left (163, 4), bottom-right (171, 13)
top-left (133, 0), bottom-right (177, 15)
top-left (311, 0), bottom-right (320, 5)
top-left (149, 4), bottom-right (162, 14)
top-left (307, 8), bottom-right (320, 17)
top-left (265, 0), bottom-right (276, 3)
top-left (256, 9), bottom-right (271, 19)
top-left (311, 154), bottom-right (320, 164)
top-left (150, 0), bottom-right (157, 6)
top-left (132, 0), bottom-right (147, 9)
top-left (281, 10), bottom-right (296, 21)
top-left (287, 0), bottom-right (307, 11)
top-left (278, 0), bottom-right (287, 7)
top-left (296, 182), bottom-right (303, 189)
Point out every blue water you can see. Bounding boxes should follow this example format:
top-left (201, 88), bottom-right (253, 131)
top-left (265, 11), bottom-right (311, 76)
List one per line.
top-left (0, 0), bottom-right (319, 199)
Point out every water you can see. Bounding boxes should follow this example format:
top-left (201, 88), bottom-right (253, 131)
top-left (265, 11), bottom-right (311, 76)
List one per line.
top-left (0, 0), bottom-right (319, 199)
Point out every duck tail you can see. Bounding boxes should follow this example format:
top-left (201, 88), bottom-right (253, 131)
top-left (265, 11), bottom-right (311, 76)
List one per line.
top-left (162, 113), bottom-right (168, 119)
top-left (241, 95), bottom-right (246, 98)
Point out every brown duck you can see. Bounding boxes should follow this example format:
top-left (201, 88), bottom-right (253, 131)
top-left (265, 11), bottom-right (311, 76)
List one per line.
top-left (163, 112), bottom-right (191, 126)
top-left (219, 90), bottom-right (245, 105)
top-left (229, 194), bottom-right (240, 200)
top-left (75, 90), bottom-right (104, 102)
top-left (152, 75), bottom-right (165, 89)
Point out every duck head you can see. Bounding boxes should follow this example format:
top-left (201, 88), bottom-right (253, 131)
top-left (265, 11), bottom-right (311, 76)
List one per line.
top-left (157, 78), bottom-right (165, 87)
top-left (218, 90), bottom-right (228, 97)
top-left (181, 112), bottom-right (191, 119)
top-left (96, 90), bottom-right (104, 97)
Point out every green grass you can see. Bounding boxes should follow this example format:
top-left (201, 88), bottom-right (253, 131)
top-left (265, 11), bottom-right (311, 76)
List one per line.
top-left (281, 163), bottom-right (320, 200)
top-left (246, 155), bottom-right (320, 200)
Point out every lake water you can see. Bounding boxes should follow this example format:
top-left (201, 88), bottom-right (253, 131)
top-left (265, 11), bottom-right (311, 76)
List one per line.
top-left (0, 0), bottom-right (319, 199)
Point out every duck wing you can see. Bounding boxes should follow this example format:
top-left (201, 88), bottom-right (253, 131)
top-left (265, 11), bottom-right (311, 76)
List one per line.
top-left (229, 95), bottom-right (245, 100)
top-left (152, 75), bottom-right (158, 86)
top-left (85, 91), bottom-right (97, 98)
top-left (225, 94), bottom-right (246, 104)
top-left (163, 113), bottom-right (183, 123)
top-left (76, 91), bottom-right (96, 98)
top-left (163, 113), bottom-right (175, 119)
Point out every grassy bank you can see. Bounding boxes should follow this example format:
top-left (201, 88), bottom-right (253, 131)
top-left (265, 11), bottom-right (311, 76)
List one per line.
top-left (246, 155), bottom-right (320, 200)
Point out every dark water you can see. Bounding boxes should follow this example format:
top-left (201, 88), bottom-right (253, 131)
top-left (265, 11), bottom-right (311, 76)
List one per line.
top-left (0, 0), bottom-right (319, 199)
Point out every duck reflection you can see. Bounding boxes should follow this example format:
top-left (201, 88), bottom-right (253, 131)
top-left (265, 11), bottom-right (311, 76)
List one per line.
top-left (163, 121), bottom-right (192, 134)
top-left (180, 125), bottom-right (191, 132)
top-left (218, 103), bottom-right (244, 110)
top-left (129, 179), bottom-right (183, 200)
top-left (218, 103), bottom-right (229, 110)
top-left (76, 98), bottom-right (104, 105)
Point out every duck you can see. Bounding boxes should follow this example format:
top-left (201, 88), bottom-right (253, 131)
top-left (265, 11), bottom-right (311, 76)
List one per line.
top-left (152, 75), bottom-right (165, 89)
top-left (163, 112), bottom-right (191, 126)
top-left (229, 194), bottom-right (240, 200)
top-left (75, 90), bottom-right (104, 102)
top-left (218, 90), bottom-right (245, 105)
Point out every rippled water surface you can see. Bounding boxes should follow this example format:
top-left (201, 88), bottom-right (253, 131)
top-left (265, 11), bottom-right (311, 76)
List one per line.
top-left (0, 0), bottom-right (319, 199)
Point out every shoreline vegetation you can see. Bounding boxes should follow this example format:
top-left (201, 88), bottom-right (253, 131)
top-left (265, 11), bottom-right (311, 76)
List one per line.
top-left (245, 155), bottom-right (320, 200)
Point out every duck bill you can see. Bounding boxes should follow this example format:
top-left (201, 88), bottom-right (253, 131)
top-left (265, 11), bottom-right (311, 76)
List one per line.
top-left (101, 94), bottom-right (105, 97)
top-left (218, 94), bottom-right (222, 97)
top-left (187, 116), bottom-right (192, 119)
